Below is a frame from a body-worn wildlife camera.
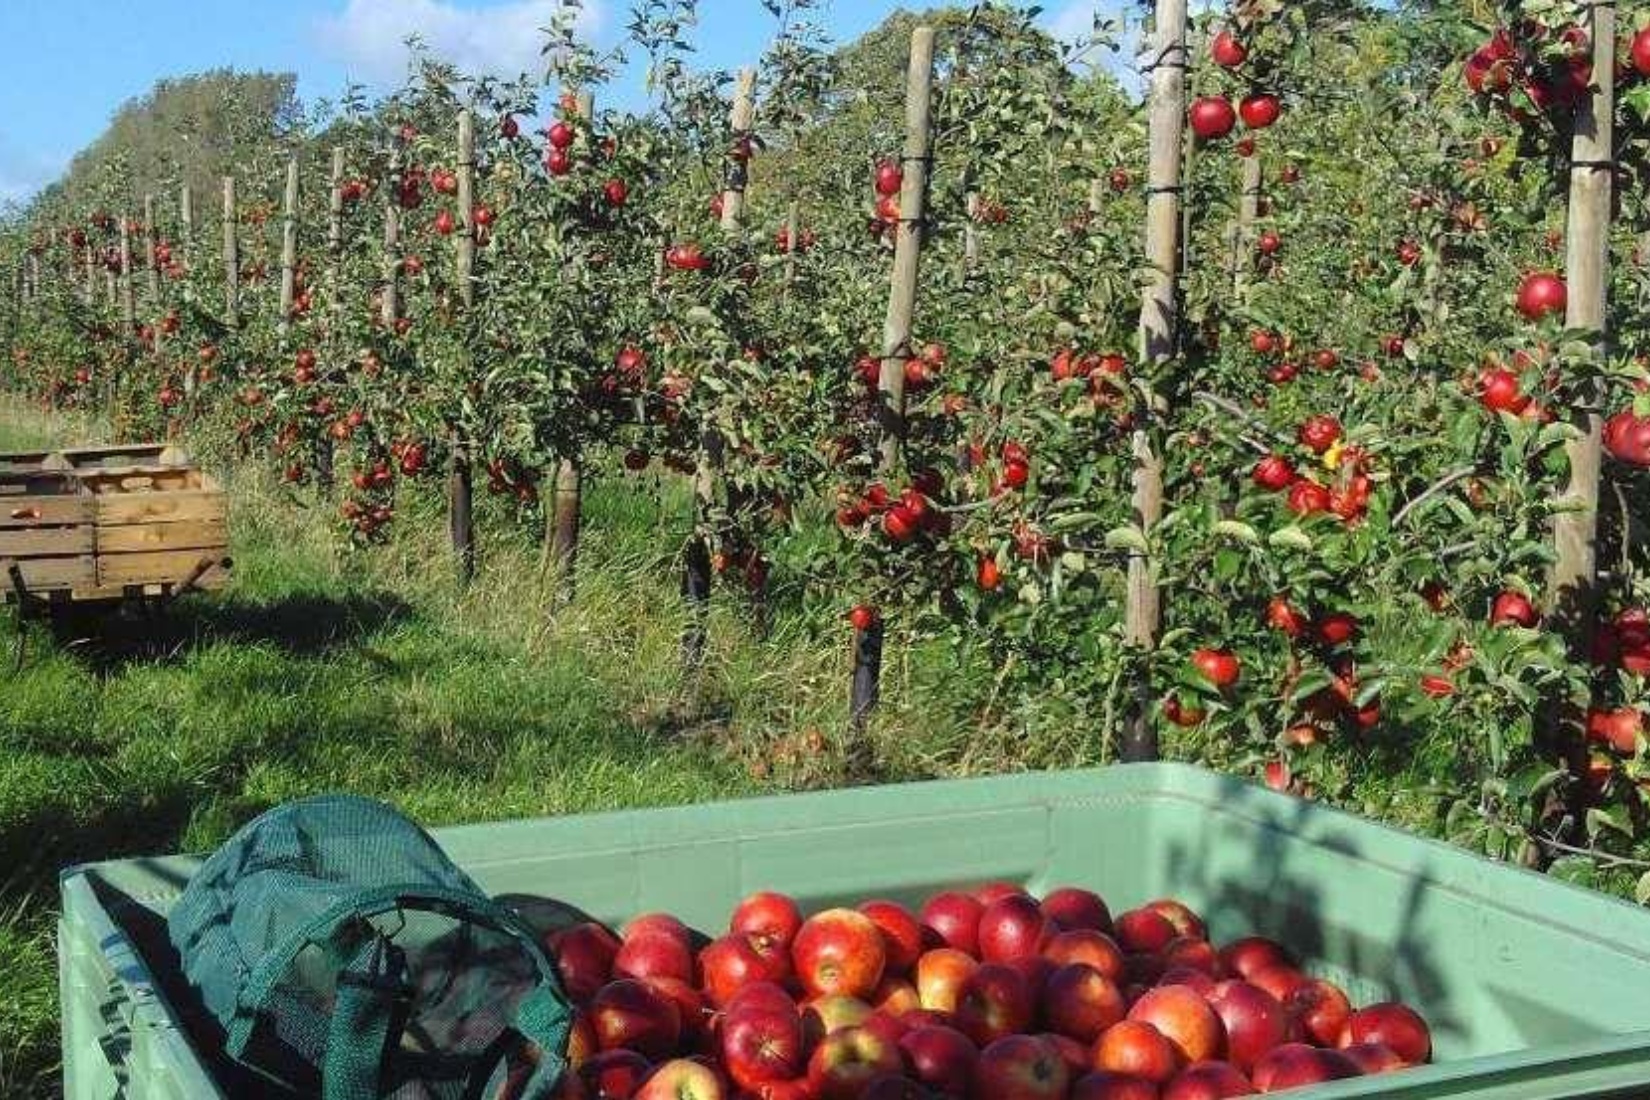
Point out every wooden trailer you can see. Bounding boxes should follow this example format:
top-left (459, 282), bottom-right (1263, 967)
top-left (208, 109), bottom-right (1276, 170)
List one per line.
top-left (1, 446), bottom-right (231, 660)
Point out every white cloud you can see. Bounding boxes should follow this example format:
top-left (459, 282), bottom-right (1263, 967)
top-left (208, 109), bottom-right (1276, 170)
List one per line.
top-left (314, 0), bottom-right (602, 85)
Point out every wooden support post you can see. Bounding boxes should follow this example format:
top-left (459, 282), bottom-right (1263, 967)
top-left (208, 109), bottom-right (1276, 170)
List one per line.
top-left (720, 69), bottom-right (757, 232)
top-left (1122, 0), bottom-right (1189, 763)
top-left (449, 113), bottom-right (476, 586)
top-left (877, 27), bottom-right (936, 472)
top-left (222, 177), bottom-right (239, 328)
top-left (784, 199), bottom-right (801, 294)
top-left (1545, 1), bottom-right (1616, 783)
top-left (1231, 154), bottom-right (1261, 292)
top-left (180, 183), bottom-right (194, 273)
top-left (143, 194), bottom-right (161, 308)
top-left (850, 25), bottom-right (937, 728)
top-left (277, 155), bottom-right (299, 336)
top-left (117, 216), bottom-right (136, 335)
top-left (964, 192), bottom-right (981, 276)
top-left (381, 154), bottom-right (401, 328)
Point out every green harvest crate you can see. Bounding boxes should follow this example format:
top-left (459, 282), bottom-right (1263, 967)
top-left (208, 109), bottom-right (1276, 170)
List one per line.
top-left (57, 763), bottom-right (1650, 1098)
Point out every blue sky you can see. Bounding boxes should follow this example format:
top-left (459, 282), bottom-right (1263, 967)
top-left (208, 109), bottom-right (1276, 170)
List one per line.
top-left (0, 0), bottom-right (1133, 207)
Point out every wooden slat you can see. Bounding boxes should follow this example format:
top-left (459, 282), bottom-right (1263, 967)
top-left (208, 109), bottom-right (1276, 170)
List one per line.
top-left (96, 550), bottom-right (231, 588)
top-left (96, 520), bottom-right (227, 554)
top-left (59, 443), bottom-right (190, 468)
top-left (0, 526), bottom-right (95, 557)
top-left (0, 497), bottom-right (93, 528)
top-left (95, 490), bottom-right (226, 526)
top-left (79, 468), bottom-right (203, 494)
top-left (1, 555), bottom-right (96, 592)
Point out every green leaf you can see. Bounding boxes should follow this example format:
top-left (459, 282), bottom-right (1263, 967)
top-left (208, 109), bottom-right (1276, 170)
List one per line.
top-left (1268, 526), bottom-right (1314, 552)
top-left (1104, 525), bottom-right (1148, 552)
top-left (1212, 519), bottom-right (1259, 544)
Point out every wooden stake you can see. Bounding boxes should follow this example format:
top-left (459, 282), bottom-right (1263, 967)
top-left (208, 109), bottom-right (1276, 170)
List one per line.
top-left (449, 113), bottom-right (476, 586)
top-left (222, 177), bottom-right (239, 328)
top-left (964, 192), bottom-right (981, 275)
top-left (143, 194), bottom-right (161, 308)
top-left (877, 25), bottom-right (937, 472)
top-left (117, 216), bottom-right (136, 335)
top-left (381, 154), bottom-right (401, 328)
top-left (180, 183), bottom-right (194, 272)
top-left (1546, 1), bottom-right (1616, 773)
top-left (1123, 0), bottom-right (1189, 763)
top-left (720, 69), bottom-right (757, 232)
top-left (784, 199), bottom-right (801, 293)
top-left (1231, 154), bottom-right (1261, 292)
top-left (327, 147), bottom-right (345, 307)
top-left (277, 155), bottom-right (299, 336)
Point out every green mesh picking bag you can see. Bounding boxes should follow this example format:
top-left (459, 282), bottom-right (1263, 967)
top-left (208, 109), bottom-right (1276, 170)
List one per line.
top-left (167, 794), bottom-right (573, 1100)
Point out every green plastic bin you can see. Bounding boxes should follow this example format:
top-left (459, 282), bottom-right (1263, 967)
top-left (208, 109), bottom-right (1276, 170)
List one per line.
top-left (57, 763), bottom-right (1650, 1097)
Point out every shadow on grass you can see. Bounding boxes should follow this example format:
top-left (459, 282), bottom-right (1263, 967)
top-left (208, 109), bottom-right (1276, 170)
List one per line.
top-left (39, 590), bottom-right (415, 674)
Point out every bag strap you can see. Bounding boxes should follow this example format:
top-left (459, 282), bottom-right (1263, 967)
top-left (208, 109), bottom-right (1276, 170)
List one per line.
top-left (454, 985), bottom-right (572, 1100)
top-left (323, 934), bottom-right (413, 1100)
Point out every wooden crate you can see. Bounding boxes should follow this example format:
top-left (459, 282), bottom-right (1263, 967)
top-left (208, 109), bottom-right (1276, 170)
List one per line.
top-left (1, 458), bottom-right (230, 603)
top-left (0, 472), bottom-right (97, 595)
top-left (80, 467), bottom-right (230, 596)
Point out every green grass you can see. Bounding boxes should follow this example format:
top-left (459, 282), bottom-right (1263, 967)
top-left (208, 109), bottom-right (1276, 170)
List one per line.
top-left (0, 400), bottom-right (1045, 1095)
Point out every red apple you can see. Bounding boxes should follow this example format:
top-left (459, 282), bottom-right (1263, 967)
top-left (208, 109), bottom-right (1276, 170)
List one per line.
top-left (701, 934), bottom-right (783, 1008)
top-left (721, 1002), bottom-right (805, 1090)
top-left (1516, 271), bottom-right (1567, 322)
top-left (979, 894), bottom-right (1053, 962)
top-left (1206, 981), bottom-right (1287, 1072)
top-left (636, 1058), bottom-right (726, 1100)
top-left (794, 908), bottom-right (888, 999)
top-left (1163, 1061), bottom-right (1255, 1099)
top-left (591, 979), bottom-right (682, 1060)
top-left (803, 994), bottom-right (873, 1043)
top-left (1044, 930), bottom-right (1126, 982)
top-left (1042, 887), bottom-right (1113, 933)
top-left (1161, 937), bottom-right (1220, 975)
top-left (807, 1025), bottom-right (903, 1100)
top-left (1340, 1041), bottom-right (1407, 1075)
top-left (860, 900), bottom-right (928, 975)
top-left (1217, 939), bottom-right (1294, 981)
top-left (1189, 97), bottom-right (1237, 141)
top-left (731, 891), bottom-right (803, 954)
top-left (1338, 1003), bottom-right (1431, 1065)
top-left (973, 1035), bottom-right (1071, 1100)
top-left (900, 1023), bottom-right (979, 1095)
top-left (616, 930), bottom-right (696, 985)
top-left (1093, 1021), bottom-right (1183, 1084)
top-left (1491, 590), bottom-right (1540, 628)
top-left (869, 976), bottom-right (921, 1017)
top-left (955, 963), bottom-right (1036, 1045)
top-left (642, 976), bottom-right (705, 1044)
top-left (1043, 963), bottom-right (1126, 1044)
top-left (974, 882), bottom-right (1031, 905)
top-left (1115, 909), bottom-right (1179, 954)
top-left (579, 1049), bottom-right (652, 1098)
top-left (1143, 901), bottom-right (1205, 942)
top-left (1249, 1043), bottom-right (1357, 1091)
top-left (1157, 968), bottom-right (1217, 998)
top-left (1246, 967), bottom-right (1307, 1005)
top-left (1284, 979), bottom-right (1350, 1048)
top-left (922, 892), bottom-right (985, 956)
top-left (1128, 986), bottom-right (1225, 1064)
top-left (916, 948), bottom-right (980, 1013)
top-left (547, 922), bottom-right (621, 1003)
top-left (1211, 31), bottom-right (1247, 68)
